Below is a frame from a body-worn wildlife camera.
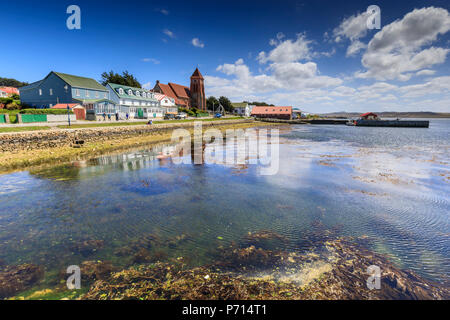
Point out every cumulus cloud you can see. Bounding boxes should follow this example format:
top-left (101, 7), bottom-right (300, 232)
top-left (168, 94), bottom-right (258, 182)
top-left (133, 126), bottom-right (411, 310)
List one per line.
top-left (332, 11), bottom-right (370, 57)
top-left (357, 7), bottom-right (450, 80)
top-left (333, 11), bottom-right (370, 42)
top-left (205, 34), bottom-right (342, 102)
top-left (192, 38), bottom-right (205, 48)
top-left (258, 34), bottom-right (312, 64)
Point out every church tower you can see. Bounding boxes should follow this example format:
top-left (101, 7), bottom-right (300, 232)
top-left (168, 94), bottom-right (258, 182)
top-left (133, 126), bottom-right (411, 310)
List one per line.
top-left (190, 68), bottom-right (206, 111)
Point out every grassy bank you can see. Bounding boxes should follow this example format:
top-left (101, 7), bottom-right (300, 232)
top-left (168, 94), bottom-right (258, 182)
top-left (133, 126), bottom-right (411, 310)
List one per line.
top-left (56, 117), bottom-right (245, 129)
top-left (0, 126), bottom-right (51, 133)
top-left (0, 121), bottom-right (281, 174)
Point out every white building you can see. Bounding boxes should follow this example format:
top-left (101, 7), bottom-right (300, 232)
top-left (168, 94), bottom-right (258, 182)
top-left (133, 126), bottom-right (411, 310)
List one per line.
top-left (154, 93), bottom-right (178, 114)
top-left (231, 102), bottom-right (254, 117)
top-left (107, 83), bottom-right (163, 119)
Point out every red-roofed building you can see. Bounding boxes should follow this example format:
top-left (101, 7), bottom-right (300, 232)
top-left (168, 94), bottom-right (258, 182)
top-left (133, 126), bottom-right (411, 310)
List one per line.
top-left (0, 87), bottom-right (20, 97)
top-left (360, 112), bottom-right (379, 120)
top-left (153, 68), bottom-right (206, 111)
top-left (51, 103), bottom-right (86, 120)
top-left (251, 106), bottom-right (293, 120)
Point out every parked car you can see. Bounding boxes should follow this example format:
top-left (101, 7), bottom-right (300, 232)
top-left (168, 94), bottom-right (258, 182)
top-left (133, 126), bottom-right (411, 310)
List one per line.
top-left (175, 112), bottom-right (187, 120)
top-left (214, 113), bottom-right (222, 118)
top-left (164, 113), bottom-right (175, 120)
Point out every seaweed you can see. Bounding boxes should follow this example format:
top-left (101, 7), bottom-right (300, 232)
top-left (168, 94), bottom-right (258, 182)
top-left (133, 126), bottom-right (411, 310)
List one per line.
top-left (0, 264), bottom-right (44, 299)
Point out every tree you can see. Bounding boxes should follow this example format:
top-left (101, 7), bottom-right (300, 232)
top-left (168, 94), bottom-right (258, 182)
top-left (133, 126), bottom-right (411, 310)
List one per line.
top-left (100, 71), bottom-right (142, 88)
top-left (243, 100), bottom-right (274, 106)
top-left (219, 96), bottom-right (233, 112)
top-left (206, 96), bottom-right (219, 111)
top-left (0, 77), bottom-right (28, 88)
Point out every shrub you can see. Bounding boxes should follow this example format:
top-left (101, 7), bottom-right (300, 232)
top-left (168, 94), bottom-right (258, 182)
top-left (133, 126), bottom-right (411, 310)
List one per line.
top-left (6, 103), bottom-right (20, 110)
top-left (0, 97), bottom-right (13, 105)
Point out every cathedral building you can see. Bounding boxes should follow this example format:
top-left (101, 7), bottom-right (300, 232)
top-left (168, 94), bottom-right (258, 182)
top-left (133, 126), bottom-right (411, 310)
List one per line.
top-left (153, 68), bottom-right (206, 111)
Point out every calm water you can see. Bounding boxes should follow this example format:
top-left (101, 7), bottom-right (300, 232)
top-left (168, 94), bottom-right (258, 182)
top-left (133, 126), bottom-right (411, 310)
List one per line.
top-left (0, 120), bottom-right (449, 291)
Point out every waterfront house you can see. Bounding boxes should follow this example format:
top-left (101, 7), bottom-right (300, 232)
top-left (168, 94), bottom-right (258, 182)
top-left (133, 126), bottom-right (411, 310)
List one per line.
top-left (360, 112), bottom-right (379, 120)
top-left (154, 93), bottom-right (178, 115)
top-left (0, 87), bottom-right (20, 97)
top-left (106, 83), bottom-right (163, 119)
top-left (19, 71), bottom-right (116, 114)
top-left (231, 102), bottom-right (254, 117)
top-left (251, 106), bottom-right (293, 120)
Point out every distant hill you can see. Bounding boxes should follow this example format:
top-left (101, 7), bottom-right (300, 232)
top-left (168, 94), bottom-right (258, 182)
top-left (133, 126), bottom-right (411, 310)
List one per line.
top-left (320, 112), bottom-right (450, 119)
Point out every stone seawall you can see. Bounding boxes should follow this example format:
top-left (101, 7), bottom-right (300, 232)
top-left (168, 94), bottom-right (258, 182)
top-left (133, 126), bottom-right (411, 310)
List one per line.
top-left (0, 119), bottom-right (254, 152)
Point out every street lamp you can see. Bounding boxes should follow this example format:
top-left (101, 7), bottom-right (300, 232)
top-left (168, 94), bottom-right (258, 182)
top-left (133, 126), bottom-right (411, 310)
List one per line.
top-left (67, 104), bottom-right (71, 126)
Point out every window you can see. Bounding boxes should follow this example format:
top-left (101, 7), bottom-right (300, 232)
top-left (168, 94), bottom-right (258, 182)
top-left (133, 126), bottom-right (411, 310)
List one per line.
top-left (104, 92), bottom-right (107, 99)
top-left (136, 91), bottom-right (141, 97)
top-left (39, 89), bottom-right (42, 96)
top-left (119, 88), bottom-right (124, 95)
top-left (49, 88), bottom-right (53, 95)
top-left (86, 90), bottom-right (90, 97)
top-left (76, 89), bottom-right (80, 96)
top-left (95, 91), bottom-right (99, 98)
top-left (128, 90), bottom-right (133, 96)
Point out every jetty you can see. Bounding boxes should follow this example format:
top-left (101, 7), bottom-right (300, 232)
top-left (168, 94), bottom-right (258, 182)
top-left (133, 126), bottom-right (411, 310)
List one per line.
top-left (347, 113), bottom-right (429, 128)
top-left (351, 119), bottom-right (429, 128)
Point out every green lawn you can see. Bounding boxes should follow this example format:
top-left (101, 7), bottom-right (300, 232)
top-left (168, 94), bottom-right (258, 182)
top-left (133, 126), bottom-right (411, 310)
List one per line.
top-left (0, 126), bottom-right (51, 133)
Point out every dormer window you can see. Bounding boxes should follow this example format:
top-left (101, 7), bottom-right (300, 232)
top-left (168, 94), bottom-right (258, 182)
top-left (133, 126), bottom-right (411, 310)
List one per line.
top-left (128, 89), bottom-right (133, 95)
top-left (136, 91), bottom-right (141, 97)
top-left (142, 92), bottom-right (146, 98)
top-left (118, 88), bottom-right (124, 95)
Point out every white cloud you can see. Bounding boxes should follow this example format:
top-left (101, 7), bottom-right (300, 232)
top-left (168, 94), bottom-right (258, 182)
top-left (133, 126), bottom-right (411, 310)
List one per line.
top-left (163, 29), bottom-right (175, 38)
top-left (416, 69), bottom-right (436, 76)
top-left (358, 7), bottom-right (450, 80)
top-left (332, 11), bottom-right (370, 57)
top-left (141, 58), bottom-right (160, 64)
top-left (346, 40), bottom-right (367, 57)
top-left (192, 38), bottom-right (205, 48)
top-left (142, 82), bottom-right (153, 89)
top-left (333, 11), bottom-right (369, 42)
top-left (258, 34), bottom-right (312, 64)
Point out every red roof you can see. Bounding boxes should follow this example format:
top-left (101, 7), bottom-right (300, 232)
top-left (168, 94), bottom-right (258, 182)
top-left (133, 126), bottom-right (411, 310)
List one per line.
top-left (157, 82), bottom-right (190, 107)
top-left (251, 106), bottom-right (293, 115)
top-left (51, 103), bottom-right (80, 109)
top-left (191, 68), bottom-right (204, 79)
top-left (169, 83), bottom-right (190, 99)
top-left (0, 87), bottom-right (20, 95)
top-left (360, 112), bottom-right (377, 117)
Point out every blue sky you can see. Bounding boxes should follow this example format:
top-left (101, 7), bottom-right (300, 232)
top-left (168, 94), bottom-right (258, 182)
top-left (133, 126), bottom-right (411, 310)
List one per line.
top-left (1, 0), bottom-right (450, 112)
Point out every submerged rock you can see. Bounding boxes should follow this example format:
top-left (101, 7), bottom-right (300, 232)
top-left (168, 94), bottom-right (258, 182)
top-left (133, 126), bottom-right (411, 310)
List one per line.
top-left (70, 240), bottom-right (104, 256)
top-left (0, 264), bottom-right (44, 299)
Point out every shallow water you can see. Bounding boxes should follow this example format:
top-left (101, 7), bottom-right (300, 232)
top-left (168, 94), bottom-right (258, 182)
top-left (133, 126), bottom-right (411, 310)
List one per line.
top-left (0, 120), bottom-right (449, 293)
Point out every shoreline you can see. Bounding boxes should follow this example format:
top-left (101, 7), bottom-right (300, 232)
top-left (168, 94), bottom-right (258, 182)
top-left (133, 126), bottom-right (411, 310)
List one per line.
top-left (0, 120), bottom-right (283, 175)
